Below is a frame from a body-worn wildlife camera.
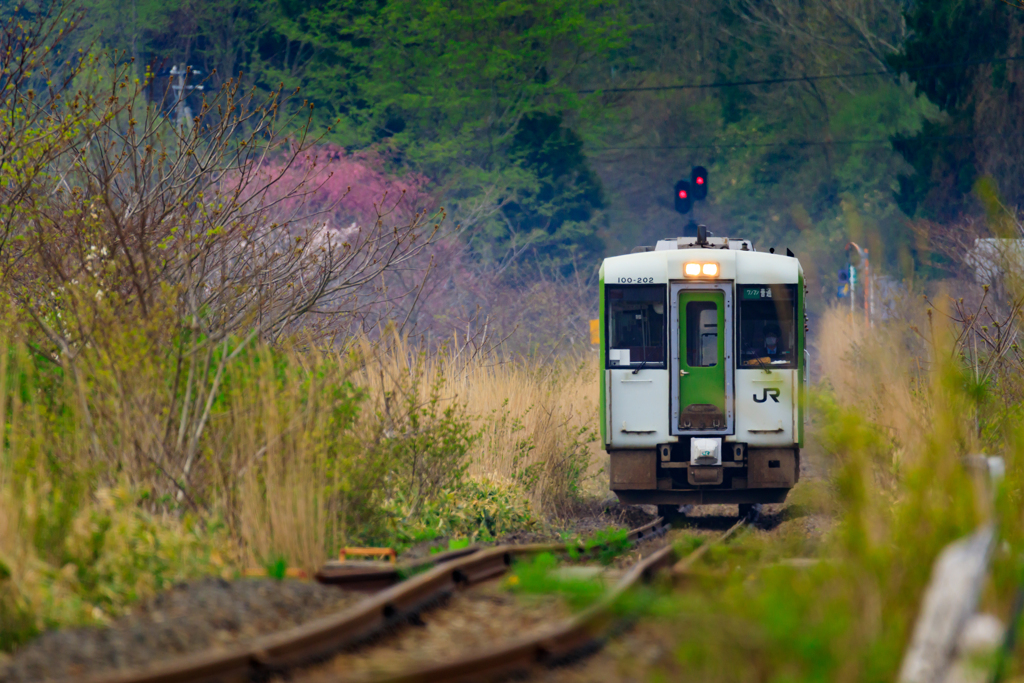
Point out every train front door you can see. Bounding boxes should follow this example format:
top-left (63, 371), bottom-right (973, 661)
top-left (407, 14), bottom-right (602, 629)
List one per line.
top-left (672, 286), bottom-right (733, 434)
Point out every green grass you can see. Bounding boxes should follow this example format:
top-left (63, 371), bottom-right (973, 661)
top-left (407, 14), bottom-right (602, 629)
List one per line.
top-left (505, 552), bottom-right (606, 611)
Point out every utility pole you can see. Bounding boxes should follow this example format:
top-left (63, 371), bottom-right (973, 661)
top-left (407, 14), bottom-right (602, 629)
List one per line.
top-left (170, 65), bottom-right (203, 127)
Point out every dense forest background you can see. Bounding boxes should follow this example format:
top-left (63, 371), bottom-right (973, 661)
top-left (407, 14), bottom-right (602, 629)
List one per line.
top-left (54, 0), bottom-right (1024, 326)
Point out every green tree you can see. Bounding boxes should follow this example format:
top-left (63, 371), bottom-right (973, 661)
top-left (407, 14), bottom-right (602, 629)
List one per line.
top-left (891, 0), bottom-right (1023, 219)
top-left (254, 0), bottom-right (624, 269)
top-left (578, 0), bottom-right (933, 295)
top-left (491, 113), bottom-right (605, 274)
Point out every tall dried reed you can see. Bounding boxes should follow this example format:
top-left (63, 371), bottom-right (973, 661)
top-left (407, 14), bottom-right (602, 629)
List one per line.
top-left (815, 304), bottom-right (933, 471)
top-left (196, 333), bottom-right (600, 571)
top-left (212, 346), bottom-right (369, 573)
top-left (815, 298), bottom-right (989, 547)
top-left (351, 334), bottom-right (600, 516)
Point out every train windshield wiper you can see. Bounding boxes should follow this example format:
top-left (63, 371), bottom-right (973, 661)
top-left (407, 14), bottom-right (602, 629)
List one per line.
top-left (633, 306), bottom-right (651, 374)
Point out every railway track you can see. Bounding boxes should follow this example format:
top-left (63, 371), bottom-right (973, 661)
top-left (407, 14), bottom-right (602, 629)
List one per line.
top-left (312, 518), bottom-right (747, 683)
top-left (76, 517), bottom-right (674, 683)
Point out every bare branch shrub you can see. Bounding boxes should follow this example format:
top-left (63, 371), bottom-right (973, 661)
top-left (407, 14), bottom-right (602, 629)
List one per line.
top-left (905, 192), bottom-right (1024, 443)
top-left (0, 8), bottom-right (442, 499)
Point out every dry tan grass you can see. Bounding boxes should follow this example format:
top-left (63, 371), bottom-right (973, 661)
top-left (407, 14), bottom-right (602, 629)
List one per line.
top-left (812, 298), bottom-right (997, 551)
top-left (352, 335), bottom-right (602, 514)
top-left (212, 335), bottom-right (601, 571)
top-left (223, 347), bottom-right (345, 572)
top-left (815, 304), bottom-right (934, 468)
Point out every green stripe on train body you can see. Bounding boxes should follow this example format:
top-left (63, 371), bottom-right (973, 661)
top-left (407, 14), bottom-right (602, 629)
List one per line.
top-left (599, 266), bottom-right (607, 447)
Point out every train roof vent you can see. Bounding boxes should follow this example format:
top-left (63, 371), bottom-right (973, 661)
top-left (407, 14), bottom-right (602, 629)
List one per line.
top-left (673, 236), bottom-right (755, 251)
top-left (652, 237), bottom-right (756, 251)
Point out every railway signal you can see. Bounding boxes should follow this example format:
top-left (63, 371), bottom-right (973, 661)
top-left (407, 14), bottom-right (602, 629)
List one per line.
top-left (837, 267), bottom-right (850, 298)
top-left (846, 242), bottom-right (873, 328)
top-left (691, 166), bottom-right (708, 200)
top-left (674, 180), bottom-right (693, 214)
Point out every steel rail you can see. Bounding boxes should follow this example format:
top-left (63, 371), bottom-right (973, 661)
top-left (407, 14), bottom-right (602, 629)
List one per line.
top-left (328, 519), bottom-right (747, 683)
top-left (672, 518), bottom-right (747, 576)
top-left (81, 518), bottom-right (667, 683)
top-left (316, 545), bottom-right (481, 591)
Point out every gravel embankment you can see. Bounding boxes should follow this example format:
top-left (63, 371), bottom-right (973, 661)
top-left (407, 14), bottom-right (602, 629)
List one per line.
top-left (0, 578), bottom-right (363, 683)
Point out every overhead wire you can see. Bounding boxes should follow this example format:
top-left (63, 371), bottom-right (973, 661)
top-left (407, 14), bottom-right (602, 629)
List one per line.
top-left (596, 138), bottom-right (896, 151)
top-left (578, 53), bottom-right (1024, 154)
top-left (578, 54), bottom-right (1024, 94)
top-left (589, 133), bottom-right (1000, 153)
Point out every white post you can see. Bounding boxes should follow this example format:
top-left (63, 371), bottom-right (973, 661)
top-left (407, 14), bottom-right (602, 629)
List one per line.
top-left (898, 525), bottom-right (996, 683)
top-left (849, 264), bottom-right (856, 316)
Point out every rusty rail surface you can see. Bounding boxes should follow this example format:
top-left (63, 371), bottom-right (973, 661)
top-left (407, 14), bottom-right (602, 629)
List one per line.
top-left (316, 545), bottom-right (481, 591)
top-left (83, 518), bottom-right (668, 683)
top-left (339, 519), bottom-right (745, 683)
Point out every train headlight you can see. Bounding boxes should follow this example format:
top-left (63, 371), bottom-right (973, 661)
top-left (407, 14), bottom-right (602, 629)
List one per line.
top-left (684, 262), bottom-right (719, 277)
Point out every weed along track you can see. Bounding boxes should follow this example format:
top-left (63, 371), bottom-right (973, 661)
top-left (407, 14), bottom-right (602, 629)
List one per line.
top-left (2, 519), bottom-right (668, 683)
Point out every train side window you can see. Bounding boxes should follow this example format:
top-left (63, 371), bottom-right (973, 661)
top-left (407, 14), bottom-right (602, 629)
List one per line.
top-left (685, 302), bottom-right (718, 367)
top-left (738, 284), bottom-right (797, 368)
top-left (606, 285), bottom-right (666, 368)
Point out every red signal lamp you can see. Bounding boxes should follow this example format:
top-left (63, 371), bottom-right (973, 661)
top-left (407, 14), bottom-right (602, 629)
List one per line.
top-left (674, 180), bottom-right (692, 213)
top-left (691, 166), bottom-right (708, 200)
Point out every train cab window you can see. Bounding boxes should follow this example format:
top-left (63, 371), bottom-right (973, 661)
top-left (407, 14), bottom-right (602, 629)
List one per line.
top-left (738, 284), bottom-right (797, 368)
top-left (685, 302), bottom-right (718, 367)
top-left (606, 285), bottom-right (665, 368)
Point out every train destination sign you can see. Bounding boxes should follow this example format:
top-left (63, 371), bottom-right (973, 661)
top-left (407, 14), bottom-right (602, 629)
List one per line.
top-left (742, 286), bottom-right (774, 300)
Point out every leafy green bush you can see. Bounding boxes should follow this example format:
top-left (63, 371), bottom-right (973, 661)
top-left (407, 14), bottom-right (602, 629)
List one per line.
top-left (375, 479), bottom-right (539, 551)
top-left (1, 484), bottom-right (234, 651)
top-left (374, 366), bottom-right (478, 517)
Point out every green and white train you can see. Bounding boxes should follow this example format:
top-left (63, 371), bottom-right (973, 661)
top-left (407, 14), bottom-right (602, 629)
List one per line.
top-left (599, 230), bottom-right (806, 518)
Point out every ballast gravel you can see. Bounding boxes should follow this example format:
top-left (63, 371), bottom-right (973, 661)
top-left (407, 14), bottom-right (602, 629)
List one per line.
top-left (0, 577), bottom-right (363, 683)
top-left (300, 581), bottom-right (575, 681)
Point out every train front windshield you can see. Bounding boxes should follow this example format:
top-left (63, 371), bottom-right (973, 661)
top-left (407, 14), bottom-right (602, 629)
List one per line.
top-left (738, 284), bottom-right (797, 368)
top-left (606, 285), bottom-right (665, 368)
